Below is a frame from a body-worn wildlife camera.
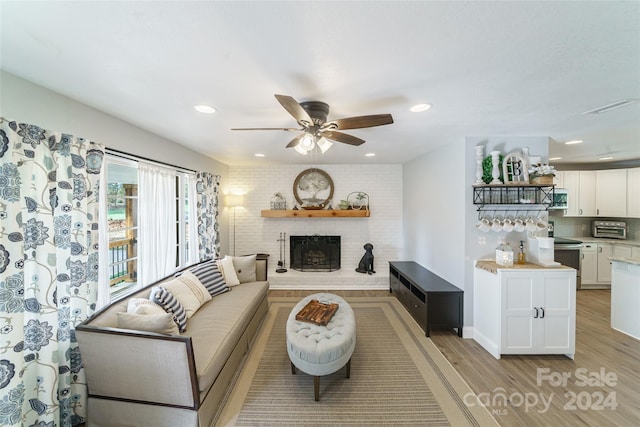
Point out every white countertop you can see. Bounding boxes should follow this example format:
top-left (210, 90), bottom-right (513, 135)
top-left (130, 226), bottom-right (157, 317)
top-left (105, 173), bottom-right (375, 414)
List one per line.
top-left (610, 257), bottom-right (640, 266)
top-left (561, 236), bottom-right (640, 247)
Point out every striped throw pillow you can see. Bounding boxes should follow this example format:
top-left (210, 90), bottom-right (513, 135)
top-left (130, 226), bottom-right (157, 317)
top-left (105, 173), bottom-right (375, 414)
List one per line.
top-left (188, 260), bottom-right (230, 297)
top-left (150, 286), bottom-right (188, 332)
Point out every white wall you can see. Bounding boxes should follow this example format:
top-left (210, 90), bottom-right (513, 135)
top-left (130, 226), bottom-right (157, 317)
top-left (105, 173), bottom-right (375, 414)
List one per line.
top-left (403, 142), bottom-right (466, 286)
top-left (227, 164), bottom-right (402, 277)
top-left (404, 136), bottom-right (550, 331)
top-left (0, 70), bottom-right (232, 254)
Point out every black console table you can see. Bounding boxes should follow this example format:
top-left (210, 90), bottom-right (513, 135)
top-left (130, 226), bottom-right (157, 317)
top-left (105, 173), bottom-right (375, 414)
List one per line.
top-left (389, 261), bottom-right (463, 337)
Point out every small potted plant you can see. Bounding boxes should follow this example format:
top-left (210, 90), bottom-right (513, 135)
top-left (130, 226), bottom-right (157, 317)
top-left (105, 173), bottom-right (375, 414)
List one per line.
top-left (528, 163), bottom-right (556, 185)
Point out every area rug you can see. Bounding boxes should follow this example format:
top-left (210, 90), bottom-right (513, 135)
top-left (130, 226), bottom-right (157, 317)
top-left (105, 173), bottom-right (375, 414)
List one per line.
top-left (215, 297), bottom-right (498, 426)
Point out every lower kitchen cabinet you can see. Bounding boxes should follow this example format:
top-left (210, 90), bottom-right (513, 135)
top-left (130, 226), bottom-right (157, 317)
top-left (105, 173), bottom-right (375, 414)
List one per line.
top-left (581, 242), bottom-right (612, 288)
top-left (474, 262), bottom-right (576, 359)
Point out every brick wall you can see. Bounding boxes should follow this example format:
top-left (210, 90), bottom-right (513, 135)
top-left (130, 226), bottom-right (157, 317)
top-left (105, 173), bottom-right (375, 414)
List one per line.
top-left (227, 164), bottom-right (403, 280)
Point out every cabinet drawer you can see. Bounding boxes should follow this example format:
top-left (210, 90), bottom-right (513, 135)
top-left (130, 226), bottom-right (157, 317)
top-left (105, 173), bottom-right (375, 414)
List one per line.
top-left (408, 296), bottom-right (427, 329)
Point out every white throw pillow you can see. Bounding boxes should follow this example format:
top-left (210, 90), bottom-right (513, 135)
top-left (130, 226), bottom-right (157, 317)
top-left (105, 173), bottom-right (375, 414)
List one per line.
top-left (232, 254), bottom-right (257, 283)
top-left (217, 256), bottom-right (240, 286)
top-left (163, 270), bottom-right (213, 318)
top-left (117, 312), bottom-right (180, 335)
top-left (127, 298), bottom-right (166, 315)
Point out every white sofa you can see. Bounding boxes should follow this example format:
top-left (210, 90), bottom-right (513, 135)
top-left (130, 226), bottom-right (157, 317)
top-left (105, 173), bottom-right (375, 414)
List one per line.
top-left (76, 256), bottom-right (269, 427)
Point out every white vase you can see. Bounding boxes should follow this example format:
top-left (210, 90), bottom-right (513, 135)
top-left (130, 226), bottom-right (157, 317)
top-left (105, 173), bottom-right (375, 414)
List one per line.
top-left (475, 145), bottom-right (484, 184)
top-left (490, 151), bottom-right (502, 184)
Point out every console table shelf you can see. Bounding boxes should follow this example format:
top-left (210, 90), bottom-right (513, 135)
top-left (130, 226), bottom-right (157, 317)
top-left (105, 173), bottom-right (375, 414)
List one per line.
top-left (389, 261), bottom-right (463, 337)
top-left (261, 209), bottom-right (370, 218)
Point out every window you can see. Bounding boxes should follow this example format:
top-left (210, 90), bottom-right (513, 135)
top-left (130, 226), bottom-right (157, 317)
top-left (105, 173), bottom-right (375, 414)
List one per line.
top-left (103, 153), bottom-right (196, 300)
top-left (106, 157), bottom-right (138, 298)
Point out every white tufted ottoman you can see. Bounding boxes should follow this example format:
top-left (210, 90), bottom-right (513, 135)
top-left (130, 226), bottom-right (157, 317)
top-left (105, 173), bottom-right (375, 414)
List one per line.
top-left (286, 293), bottom-right (356, 401)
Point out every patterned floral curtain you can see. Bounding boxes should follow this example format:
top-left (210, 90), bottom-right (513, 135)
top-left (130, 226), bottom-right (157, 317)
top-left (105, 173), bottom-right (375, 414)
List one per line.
top-left (0, 119), bottom-right (104, 426)
top-left (195, 172), bottom-right (220, 261)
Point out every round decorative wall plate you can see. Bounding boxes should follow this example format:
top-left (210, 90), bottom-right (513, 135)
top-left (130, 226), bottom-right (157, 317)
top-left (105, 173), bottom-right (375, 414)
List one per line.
top-left (293, 168), bottom-right (334, 209)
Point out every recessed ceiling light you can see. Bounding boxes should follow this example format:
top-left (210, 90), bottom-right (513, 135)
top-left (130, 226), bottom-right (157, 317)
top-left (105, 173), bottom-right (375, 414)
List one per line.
top-left (254, 153), bottom-right (265, 158)
top-left (549, 157), bottom-right (562, 161)
top-left (365, 153), bottom-right (376, 157)
top-left (583, 99), bottom-right (638, 115)
top-left (410, 103), bottom-right (432, 113)
top-left (194, 105), bottom-right (216, 114)
top-left (565, 140), bottom-right (583, 145)
top-left (599, 156), bottom-right (614, 161)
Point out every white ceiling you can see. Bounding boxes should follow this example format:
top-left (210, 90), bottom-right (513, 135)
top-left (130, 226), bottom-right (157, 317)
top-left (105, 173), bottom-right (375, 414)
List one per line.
top-left (1, 1), bottom-right (639, 167)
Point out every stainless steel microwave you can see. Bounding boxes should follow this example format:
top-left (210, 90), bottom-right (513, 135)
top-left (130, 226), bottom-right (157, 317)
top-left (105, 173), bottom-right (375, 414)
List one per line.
top-left (549, 188), bottom-right (568, 210)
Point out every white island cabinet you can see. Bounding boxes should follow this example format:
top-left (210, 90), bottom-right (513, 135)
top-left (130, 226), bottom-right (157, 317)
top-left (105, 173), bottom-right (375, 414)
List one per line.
top-left (611, 258), bottom-right (640, 340)
top-left (473, 261), bottom-right (576, 359)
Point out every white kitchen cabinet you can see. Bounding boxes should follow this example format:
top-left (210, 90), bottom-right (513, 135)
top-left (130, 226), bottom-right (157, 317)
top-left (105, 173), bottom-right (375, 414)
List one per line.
top-left (561, 171), bottom-right (580, 216)
top-left (596, 169), bottom-right (627, 217)
top-left (578, 171), bottom-right (597, 216)
top-left (562, 170), bottom-right (596, 217)
top-left (611, 260), bottom-right (640, 340)
top-left (474, 263), bottom-right (576, 359)
top-left (553, 171), bottom-right (563, 187)
top-left (597, 243), bottom-right (613, 284)
top-left (581, 243), bottom-right (598, 285)
top-left (628, 168), bottom-right (640, 218)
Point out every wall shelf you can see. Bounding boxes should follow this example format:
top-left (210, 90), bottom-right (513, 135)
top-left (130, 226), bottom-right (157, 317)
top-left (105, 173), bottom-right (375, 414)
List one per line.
top-left (261, 209), bottom-right (370, 218)
top-left (472, 184), bottom-right (555, 218)
top-left (473, 184), bottom-right (554, 207)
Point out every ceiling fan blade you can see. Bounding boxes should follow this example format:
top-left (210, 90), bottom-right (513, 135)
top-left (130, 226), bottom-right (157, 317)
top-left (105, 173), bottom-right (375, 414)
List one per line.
top-left (286, 134), bottom-right (305, 148)
top-left (328, 114), bottom-right (394, 130)
top-left (274, 94), bottom-right (314, 127)
top-left (230, 127), bottom-right (300, 131)
top-left (321, 130), bottom-right (365, 146)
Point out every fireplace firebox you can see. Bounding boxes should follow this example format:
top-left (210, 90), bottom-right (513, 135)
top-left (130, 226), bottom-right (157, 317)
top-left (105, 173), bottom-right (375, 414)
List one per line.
top-left (290, 235), bottom-right (341, 272)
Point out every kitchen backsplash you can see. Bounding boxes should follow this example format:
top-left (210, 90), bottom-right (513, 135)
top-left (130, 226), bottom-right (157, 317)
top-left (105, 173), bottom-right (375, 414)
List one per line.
top-left (551, 215), bottom-right (640, 240)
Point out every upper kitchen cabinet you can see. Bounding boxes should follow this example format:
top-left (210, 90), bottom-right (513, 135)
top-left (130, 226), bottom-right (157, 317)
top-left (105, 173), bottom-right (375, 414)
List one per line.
top-left (562, 169), bottom-right (634, 218)
top-left (596, 169), bottom-right (627, 217)
top-left (562, 171), bottom-right (596, 217)
top-left (628, 168), bottom-right (640, 218)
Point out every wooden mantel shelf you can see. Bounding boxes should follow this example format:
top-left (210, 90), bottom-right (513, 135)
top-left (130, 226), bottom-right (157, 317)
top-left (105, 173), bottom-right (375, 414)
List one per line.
top-left (261, 209), bottom-right (370, 218)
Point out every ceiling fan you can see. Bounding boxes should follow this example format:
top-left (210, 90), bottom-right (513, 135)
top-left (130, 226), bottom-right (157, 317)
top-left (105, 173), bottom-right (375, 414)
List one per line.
top-left (231, 94), bottom-right (394, 154)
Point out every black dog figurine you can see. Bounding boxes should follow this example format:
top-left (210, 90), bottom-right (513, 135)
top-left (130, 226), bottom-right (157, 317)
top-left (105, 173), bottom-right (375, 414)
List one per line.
top-left (356, 243), bottom-right (375, 275)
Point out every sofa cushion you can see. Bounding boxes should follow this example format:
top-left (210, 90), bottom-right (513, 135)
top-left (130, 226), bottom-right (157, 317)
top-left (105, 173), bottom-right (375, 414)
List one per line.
top-left (187, 260), bottom-right (230, 296)
top-left (127, 298), bottom-right (166, 315)
top-left (150, 286), bottom-right (188, 332)
top-left (116, 312), bottom-right (180, 335)
top-left (217, 257), bottom-right (240, 286)
top-left (162, 271), bottom-right (212, 318)
top-left (188, 281), bottom-right (269, 394)
top-left (231, 254), bottom-right (257, 283)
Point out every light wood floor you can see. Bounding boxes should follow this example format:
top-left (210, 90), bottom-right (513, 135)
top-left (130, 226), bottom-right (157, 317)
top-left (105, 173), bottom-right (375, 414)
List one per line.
top-left (270, 289), bottom-right (640, 426)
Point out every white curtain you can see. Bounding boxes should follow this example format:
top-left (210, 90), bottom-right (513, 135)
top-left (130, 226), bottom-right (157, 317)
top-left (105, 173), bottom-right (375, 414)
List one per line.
top-left (187, 173), bottom-right (198, 264)
top-left (138, 162), bottom-right (177, 285)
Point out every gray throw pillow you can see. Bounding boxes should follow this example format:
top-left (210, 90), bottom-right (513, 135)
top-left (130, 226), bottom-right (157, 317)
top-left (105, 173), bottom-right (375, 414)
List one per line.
top-left (232, 254), bottom-right (257, 283)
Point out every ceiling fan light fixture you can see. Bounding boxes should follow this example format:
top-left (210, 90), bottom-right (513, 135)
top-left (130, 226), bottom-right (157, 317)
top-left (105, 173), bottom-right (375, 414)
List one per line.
top-left (294, 144), bottom-right (308, 155)
top-left (316, 137), bottom-right (333, 153)
top-left (299, 133), bottom-right (315, 151)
